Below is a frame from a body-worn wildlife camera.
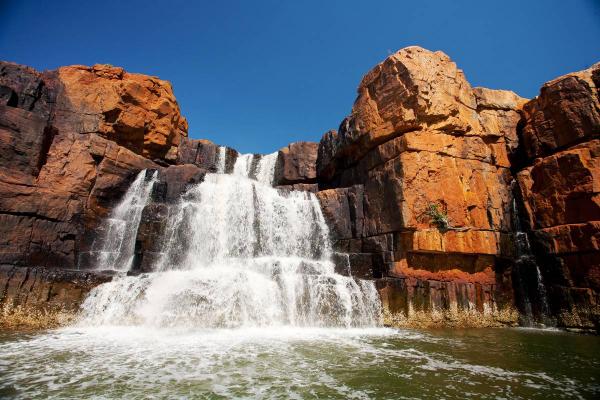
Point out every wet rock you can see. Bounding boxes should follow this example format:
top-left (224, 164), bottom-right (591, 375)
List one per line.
top-left (514, 63), bottom-right (600, 329)
top-left (0, 265), bottom-right (113, 329)
top-left (376, 276), bottom-right (519, 328)
top-left (157, 164), bottom-right (207, 202)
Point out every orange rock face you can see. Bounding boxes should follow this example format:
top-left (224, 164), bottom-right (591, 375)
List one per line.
top-left (56, 64), bottom-right (188, 162)
top-left (318, 46), bottom-right (525, 180)
top-left (0, 61), bottom-right (189, 270)
top-left (315, 48), bottom-right (600, 329)
top-left (315, 47), bottom-right (527, 325)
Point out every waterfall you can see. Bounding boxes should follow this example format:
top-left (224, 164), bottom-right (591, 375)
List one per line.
top-left (88, 169), bottom-right (158, 271)
top-left (215, 146), bottom-right (227, 173)
top-left (233, 153), bottom-right (254, 177)
top-left (255, 152), bottom-right (278, 185)
top-left (79, 155), bottom-right (381, 329)
top-left (511, 185), bottom-right (552, 326)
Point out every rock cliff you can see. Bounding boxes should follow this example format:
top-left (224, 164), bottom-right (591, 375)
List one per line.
top-left (316, 47), bottom-right (525, 327)
top-left (1, 48), bottom-right (598, 331)
top-left (515, 62), bottom-right (600, 329)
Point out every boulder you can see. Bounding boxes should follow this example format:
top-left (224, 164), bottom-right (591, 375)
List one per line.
top-left (519, 63), bottom-right (600, 160)
top-left (317, 46), bottom-right (526, 181)
top-left (274, 141), bottom-right (318, 185)
top-left (55, 64), bottom-right (188, 162)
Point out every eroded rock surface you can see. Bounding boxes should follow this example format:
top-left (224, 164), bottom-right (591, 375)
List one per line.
top-left (315, 47), bottom-right (525, 326)
top-left (1, 50), bottom-right (599, 331)
top-left (0, 265), bottom-right (113, 329)
top-left (515, 63), bottom-right (600, 330)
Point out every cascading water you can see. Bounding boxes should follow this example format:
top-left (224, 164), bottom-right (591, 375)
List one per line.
top-left (510, 186), bottom-right (552, 326)
top-left (87, 169), bottom-right (158, 272)
top-left (255, 152), bottom-right (278, 186)
top-left (79, 153), bottom-right (381, 328)
top-left (215, 145), bottom-right (227, 173)
top-left (4, 159), bottom-right (597, 400)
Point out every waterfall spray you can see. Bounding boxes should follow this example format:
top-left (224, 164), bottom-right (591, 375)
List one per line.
top-left (79, 154), bottom-right (381, 328)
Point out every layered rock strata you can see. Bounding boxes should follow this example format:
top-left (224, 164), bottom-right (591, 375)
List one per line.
top-left (515, 63), bottom-right (600, 329)
top-left (0, 265), bottom-right (113, 329)
top-left (316, 47), bottom-right (525, 327)
top-left (1, 49), bottom-right (599, 331)
top-left (0, 61), bottom-right (197, 325)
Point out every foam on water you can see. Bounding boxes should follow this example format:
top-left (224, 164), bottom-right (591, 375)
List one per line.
top-left (1, 326), bottom-right (596, 399)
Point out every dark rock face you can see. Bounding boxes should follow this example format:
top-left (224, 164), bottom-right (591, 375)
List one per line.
top-left (0, 265), bottom-right (113, 328)
top-left (176, 138), bottom-right (220, 170)
top-left (515, 63), bottom-right (600, 330)
top-left (274, 141), bottom-right (318, 186)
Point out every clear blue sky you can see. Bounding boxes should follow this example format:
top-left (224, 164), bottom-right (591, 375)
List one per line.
top-left (1, 1), bottom-right (599, 153)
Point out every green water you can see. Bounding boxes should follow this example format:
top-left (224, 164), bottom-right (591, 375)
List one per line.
top-left (0, 326), bottom-right (598, 399)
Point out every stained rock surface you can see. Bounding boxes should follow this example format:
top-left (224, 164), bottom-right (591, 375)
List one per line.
top-left (0, 61), bottom-right (201, 323)
top-left (1, 50), bottom-right (599, 331)
top-left (316, 46), bottom-right (526, 327)
top-left (515, 63), bottom-right (600, 329)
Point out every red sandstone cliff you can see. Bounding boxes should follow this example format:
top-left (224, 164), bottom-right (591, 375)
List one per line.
top-left (515, 62), bottom-right (600, 328)
top-left (316, 47), bottom-right (526, 326)
top-left (0, 62), bottom-right (186, 270)
top-left (315, 47), bottom-right (598, 330)
top-left (1, 49), bottom-right (598, 331)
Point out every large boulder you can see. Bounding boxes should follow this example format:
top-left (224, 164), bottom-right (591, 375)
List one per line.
top-left (274, 141), bottom-right (318, 186)
top-left (55, 64), bottom-right (188, 162)
top-left (519, 63), bottom-right (600, 160)
top-left (317, 46), bottom-right (525, 181)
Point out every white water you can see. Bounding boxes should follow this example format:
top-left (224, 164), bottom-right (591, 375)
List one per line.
top-left (89, 169), bottom-right (158, 271)
top-left (215, 145), bottom-right (227, 173)
top-left (79, 154), bottom-right (381, 329)
top-left (255, 152), bottom-right (278, 185)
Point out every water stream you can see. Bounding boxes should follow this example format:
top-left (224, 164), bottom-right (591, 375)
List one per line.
top-left (88, 169), bottom-right (158, 271)
top-left (511, 189), bottom-right (552, 327)
top-left (80, 152), bottom-right (381, 328)
top-left (1, 157), bottom-right (598, 399)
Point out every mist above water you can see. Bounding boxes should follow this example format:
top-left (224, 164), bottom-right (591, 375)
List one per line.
top-left (79, 150), bottom-right (382, 329)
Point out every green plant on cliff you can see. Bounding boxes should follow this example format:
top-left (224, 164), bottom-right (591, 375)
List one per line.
top-left (426, 203), bottom-right (450, 230)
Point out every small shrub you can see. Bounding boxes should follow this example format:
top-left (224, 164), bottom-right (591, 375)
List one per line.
top-left (426, 203), bottom-right (450, 230)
